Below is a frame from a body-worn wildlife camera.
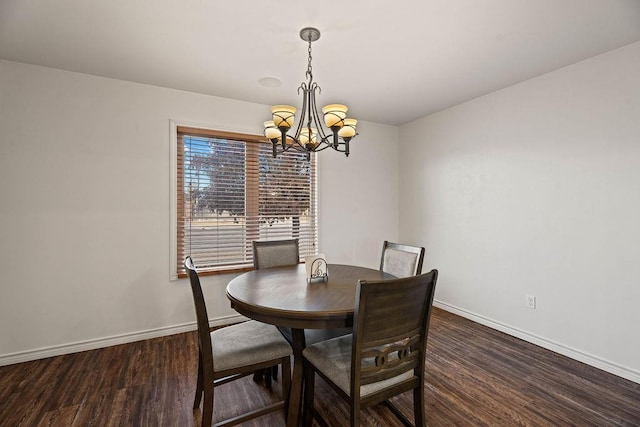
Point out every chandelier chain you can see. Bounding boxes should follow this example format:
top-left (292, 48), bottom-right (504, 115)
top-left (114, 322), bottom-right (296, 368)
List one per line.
top-left (306, 39), bottom-right (313, 80)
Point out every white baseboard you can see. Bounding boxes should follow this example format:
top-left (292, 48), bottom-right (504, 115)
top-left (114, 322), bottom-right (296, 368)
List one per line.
top-left (0, 314), bottom-right (247, 367)
top-left (5, 305), bottom-right (639, 385)
top-left (434, 300), bottom-right (640, 384)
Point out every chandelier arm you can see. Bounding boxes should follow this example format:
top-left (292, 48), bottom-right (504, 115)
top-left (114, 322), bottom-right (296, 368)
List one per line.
top-left (317, 135), bottom-right (336, 146)
top-left (309, 83), bottom-right (329, 141)
top-left (293, 139), bottom-right (307, 152)
top-left (305, 85), bottom-right (313, 129)
top-left (280, 128), bottom-right (288, 150)
top-left (281, 142), bottom-right (306, 154)
top-left (277, 133), bottom-right (306, 153)
top-left (294, 82), bottom-right (309, 142)
top-left (309, 143), bottom-right (335, 153)
top-left (312, 142), bottom-right (347, 157)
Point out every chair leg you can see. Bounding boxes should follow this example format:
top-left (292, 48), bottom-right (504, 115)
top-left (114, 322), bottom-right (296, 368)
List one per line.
top-left (272, 364), bottom-right (279, 380)
top-left (202, 381), bottom-right (214, 427)
top-left (303, 362), bottom-right (315, 427)
top-left (413, 384), bottom-right (426, 427)
top-left (272, 357), bottom-right (292, 423)
top-left (193, 351), bottom-right (204, 409)
top-left (282, 357), bottom-right (291, 412)
top-left (265, 367), bottom-right (273, 390)
top-left (252, 368), bottom-right (274, 389)
top-left (350, 397), bottom-right (360, 427)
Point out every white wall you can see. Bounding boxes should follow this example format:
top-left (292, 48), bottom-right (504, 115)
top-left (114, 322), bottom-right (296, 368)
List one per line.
top-left (399, 42), bottom-right (640, 382)
top-left (0, 59), bottom-right (398, 363)
top-left (319, 122), bottom-right (399, 267)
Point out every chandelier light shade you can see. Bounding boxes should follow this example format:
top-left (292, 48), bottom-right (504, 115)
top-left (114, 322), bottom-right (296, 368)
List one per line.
top-left (271, 105), bottom-right (297, 128)
top-left (339, 118), bottom-right (358, 138)
top-left (263, 121), bottom-right (280, 140)
top-left (263, 27), bottom-right (358, 159)
top-left (322, 104), bottom-right (348, 128)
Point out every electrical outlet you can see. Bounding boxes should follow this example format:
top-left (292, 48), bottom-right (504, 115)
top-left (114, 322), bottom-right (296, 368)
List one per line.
top-left (526, 294), bottom-right (536, 309)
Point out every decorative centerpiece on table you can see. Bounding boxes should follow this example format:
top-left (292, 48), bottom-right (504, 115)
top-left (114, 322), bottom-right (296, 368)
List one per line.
top-left (305, 254), bottom-right (328, 282)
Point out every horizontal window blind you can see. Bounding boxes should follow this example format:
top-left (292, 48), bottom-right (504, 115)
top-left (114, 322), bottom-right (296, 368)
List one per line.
top-left (176, 127), bottom-right (317, 276)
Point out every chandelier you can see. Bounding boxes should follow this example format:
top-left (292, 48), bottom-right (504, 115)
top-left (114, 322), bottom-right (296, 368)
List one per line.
top-left (263, 27), bottom-right (358, 160)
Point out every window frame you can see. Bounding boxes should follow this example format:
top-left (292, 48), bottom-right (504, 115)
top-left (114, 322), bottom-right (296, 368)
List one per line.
top-left (169, 121), bottom-right (318, 279)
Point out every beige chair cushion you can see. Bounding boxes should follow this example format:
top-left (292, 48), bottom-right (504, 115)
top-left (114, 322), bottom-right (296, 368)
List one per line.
top-left (383, 248), bottom-right (419, 278)
top-left (212, 320), bottom-right (292, 372)
top-left (303, 335), bottom-right (413, 397)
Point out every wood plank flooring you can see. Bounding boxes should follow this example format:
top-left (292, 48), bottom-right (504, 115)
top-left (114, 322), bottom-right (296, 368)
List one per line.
top-left (1, 308), bottom-right (638, 426)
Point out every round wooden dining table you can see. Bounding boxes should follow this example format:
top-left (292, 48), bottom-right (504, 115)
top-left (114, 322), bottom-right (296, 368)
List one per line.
top-left (226, 263), bottom-right (393, 427)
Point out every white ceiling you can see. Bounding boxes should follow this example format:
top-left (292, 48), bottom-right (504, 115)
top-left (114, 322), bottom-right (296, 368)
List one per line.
top-left (1, 0), bottom-right (640, 126)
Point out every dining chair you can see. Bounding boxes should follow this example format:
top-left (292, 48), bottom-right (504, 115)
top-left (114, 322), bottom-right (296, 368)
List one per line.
top-left (252, 238), bottom-right (300, 383)
top-left (184, 256), bottom-right (292, 427)
top-left (380, 240), bottom-right (425, 278)
top-left (303, 241), bottom-right (426, 348)
top-left (302, 270), bottom-right (438, 427)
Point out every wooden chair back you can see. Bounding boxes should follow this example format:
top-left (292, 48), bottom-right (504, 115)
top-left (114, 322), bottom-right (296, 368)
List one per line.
top-left (184, 256), bottom-right (215, 371)
top-left (353, 270), bottom-right (438, 396)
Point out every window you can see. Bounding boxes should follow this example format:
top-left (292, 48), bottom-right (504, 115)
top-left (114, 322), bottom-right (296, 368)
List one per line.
top-left (175, 126), bottom-right (317, 276)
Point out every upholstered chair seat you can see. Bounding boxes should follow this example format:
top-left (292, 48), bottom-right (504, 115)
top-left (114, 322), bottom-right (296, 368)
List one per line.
top-left (211, 320), bottom-right (292, 372)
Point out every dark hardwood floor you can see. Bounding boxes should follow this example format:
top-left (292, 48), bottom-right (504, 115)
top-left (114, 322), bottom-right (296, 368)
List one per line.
top-left (1, 308), bottom-right (639, 426)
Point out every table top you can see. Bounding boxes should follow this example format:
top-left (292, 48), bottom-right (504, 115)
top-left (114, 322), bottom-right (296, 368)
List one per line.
top-left (226, 263), bottom-right (393, 330)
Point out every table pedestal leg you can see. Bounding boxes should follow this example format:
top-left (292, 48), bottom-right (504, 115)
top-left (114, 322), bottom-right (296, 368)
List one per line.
top-left (286, 328), bottom-right (306, 427)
